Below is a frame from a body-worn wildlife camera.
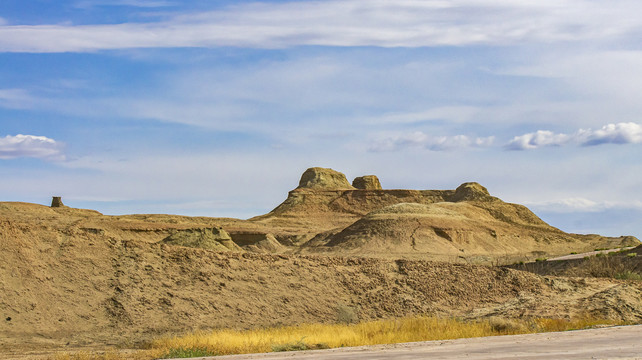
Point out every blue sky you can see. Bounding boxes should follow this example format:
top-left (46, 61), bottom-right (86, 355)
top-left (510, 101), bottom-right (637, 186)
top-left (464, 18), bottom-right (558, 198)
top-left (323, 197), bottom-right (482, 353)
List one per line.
top-left (1, 0), bottom-right (641, 239)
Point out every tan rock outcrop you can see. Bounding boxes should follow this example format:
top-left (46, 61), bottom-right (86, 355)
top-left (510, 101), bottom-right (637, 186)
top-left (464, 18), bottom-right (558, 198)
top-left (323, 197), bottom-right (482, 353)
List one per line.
top-left (51, 196), bottom-right (64, 208)
top-left (352, 175), bottom-right (382, 190)
top-left (229, 232), bottom-right (284, 253)
top-left (297, 167), bottom-right (356, 190)
top-left (449, 182), bottom-right (491, 202)
top-left (162, 227), bottom-right (241, 252)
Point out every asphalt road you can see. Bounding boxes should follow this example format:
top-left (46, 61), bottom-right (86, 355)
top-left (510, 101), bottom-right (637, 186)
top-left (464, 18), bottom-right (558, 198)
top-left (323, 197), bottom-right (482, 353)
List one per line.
top-left (173, 325), bottom-right (642, 360)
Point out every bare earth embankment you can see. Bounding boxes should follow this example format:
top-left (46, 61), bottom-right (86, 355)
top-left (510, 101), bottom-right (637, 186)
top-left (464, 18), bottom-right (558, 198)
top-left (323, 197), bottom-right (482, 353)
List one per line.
top-left (1, 168), bottom-right (641, 358)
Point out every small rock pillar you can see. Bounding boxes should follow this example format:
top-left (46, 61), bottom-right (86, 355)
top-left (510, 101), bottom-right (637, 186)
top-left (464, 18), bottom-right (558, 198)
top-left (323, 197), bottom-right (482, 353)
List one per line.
top-left (51, 196), bottom-right (64, 208)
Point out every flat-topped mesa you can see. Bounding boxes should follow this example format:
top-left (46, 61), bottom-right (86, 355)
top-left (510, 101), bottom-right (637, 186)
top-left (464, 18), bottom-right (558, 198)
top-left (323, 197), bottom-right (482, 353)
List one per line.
top-left (297, 167), bottom-right (356, 190)
top-left (352, 175), bottom-right (382, 190)
top-left (254, 167), bottom-right (504, 228)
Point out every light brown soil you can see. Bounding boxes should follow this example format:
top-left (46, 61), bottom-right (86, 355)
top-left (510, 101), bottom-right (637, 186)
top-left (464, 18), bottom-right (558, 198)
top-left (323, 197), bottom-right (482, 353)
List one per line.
top-left (1, 202), bottom-right (642, 359)
top-left (1, 171), bottom-right (640, 358)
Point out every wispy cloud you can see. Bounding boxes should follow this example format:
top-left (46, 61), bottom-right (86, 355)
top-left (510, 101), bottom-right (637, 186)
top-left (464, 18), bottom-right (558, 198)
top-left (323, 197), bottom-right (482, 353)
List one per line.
top-left (524, 197), bottom-right (642, 213)
top-left (74, 0), bottom-right (175, 8)
top-left (370, 131), bottom-right (494, 152)
top-left (0, 88), bottom-right (35, 109)
top-left (362, 107), bottom-right (480, 125)
top-left (0, 134), bottom-right (65, 160)
top-left (506, 122), bottom-right (642, 150)
top-left (505, 130), bottom-right (570, 150)
top-left (1, 0), bottom-right (642, 52)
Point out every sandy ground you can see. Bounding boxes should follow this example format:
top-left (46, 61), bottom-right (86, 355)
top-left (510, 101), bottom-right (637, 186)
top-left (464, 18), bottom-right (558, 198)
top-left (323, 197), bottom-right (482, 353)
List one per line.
top-left (177, 325), bottom-right (642, 360)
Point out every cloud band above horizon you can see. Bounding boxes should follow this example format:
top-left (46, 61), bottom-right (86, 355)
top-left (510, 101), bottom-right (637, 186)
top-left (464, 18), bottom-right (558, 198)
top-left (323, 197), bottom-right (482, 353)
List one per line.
top-left (507, 122), bottom-right (642, 150)
top-left (1, 0), bottom-right (642, 52)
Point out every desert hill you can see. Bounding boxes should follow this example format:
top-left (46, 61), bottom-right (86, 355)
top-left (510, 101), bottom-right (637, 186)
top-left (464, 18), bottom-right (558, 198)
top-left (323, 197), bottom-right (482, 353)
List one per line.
top-left (1, 168), bottom-right (641, 356)
top-left (1, 201), bottom-right (642, 355)
top-left (0, 168), bottom-right (636, 264)
top-left (251, 168), bottom-right (637, 262)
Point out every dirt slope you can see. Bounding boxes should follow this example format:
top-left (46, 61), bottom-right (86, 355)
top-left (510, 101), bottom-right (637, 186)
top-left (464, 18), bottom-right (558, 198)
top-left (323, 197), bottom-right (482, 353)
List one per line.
top-left (1, 169), bottom-right (641, 355)
top-left (1, 202), bottom-right (642, 355)
top-left (300, 202), bottom-right (637, 262)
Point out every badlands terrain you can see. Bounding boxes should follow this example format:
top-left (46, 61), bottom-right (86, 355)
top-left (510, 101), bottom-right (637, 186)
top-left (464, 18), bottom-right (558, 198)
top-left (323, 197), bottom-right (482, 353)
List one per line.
top-left (1, 167), bottom-right (641, 357)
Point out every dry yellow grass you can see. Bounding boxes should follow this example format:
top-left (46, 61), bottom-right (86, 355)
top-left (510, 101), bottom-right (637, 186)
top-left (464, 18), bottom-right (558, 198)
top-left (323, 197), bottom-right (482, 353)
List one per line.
top-left (46, 316), bottom-right (627, 359)
top-left (145, 316), bottom-right (626, 358)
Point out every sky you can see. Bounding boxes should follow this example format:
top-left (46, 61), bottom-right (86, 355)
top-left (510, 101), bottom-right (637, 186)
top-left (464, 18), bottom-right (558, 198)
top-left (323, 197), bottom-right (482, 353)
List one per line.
top-left (1, 0), bottom-right (641, 239)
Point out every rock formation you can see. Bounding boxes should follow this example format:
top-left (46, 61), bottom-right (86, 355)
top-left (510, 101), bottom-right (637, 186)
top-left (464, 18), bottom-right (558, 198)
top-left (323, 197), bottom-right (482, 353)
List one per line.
top-left (252, 167), bottom-right (639, 261)
top-left (51, 196), bottom-right (64, 208)
top-left (229, 232), bottom-right (285, 253)
top-left (162, 227), bottom-right (241, 252)
top-left (352, 175), bottom-right (382, 190)
top-left (449, 182), bottom-right (491, 202)
top-left (297, 167), bottom-right (356, 190)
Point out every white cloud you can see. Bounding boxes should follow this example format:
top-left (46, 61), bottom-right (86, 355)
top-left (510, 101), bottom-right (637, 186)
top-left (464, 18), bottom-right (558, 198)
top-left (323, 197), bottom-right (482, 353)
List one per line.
top-left (362, 106), bottom-right (480, 125)
top-left (0, 88), bottom-right (35, 109)
top-left (524, 197), bottom-right (642, 213)
top-left (74, 0), bottom-right (175, 8)
top-left (505, 130), bottom-right (570, 150)
top-left (369, 131), bottom-right (494, 152)
top-left (506, 122), bottom-right (642, 150)
top-left (0, 134), bottom-right (65, 160)
top-left (526, 197), bottom-right (603, 213)
top-left (578, 122), bottom-right (642, 146)
top-left (1, 0), bottom-right (642, 52)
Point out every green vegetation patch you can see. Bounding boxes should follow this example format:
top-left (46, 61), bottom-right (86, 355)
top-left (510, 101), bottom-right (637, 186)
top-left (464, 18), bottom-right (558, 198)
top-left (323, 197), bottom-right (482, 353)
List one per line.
top-left (161, 347), bottom-right (216, 358)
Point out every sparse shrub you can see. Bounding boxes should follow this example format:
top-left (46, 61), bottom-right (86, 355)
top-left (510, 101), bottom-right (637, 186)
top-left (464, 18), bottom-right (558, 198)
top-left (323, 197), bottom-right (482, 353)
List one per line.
top-left (572, 254), bottom-right (639, 279)
top-left (570, 252), bottom-right (577, 255)
top-left (535, 258), bottom-right (547, 262)
top-left (595, 253), bottom-right (605, 258)
top-left (614, 271), bottom-right (642, 281)
top-left (271, 338), bottom-right (309, 352)
top-left (271, 337), bottom-right (329, 352)
top-left (161, 347), bottom-right (215, 358)
top-left (627, 253), bottom-right (637, 257)
top-left (336, 303), bottom-right (359, 325)
top-left (487, 317), bottom-right (527, 333)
